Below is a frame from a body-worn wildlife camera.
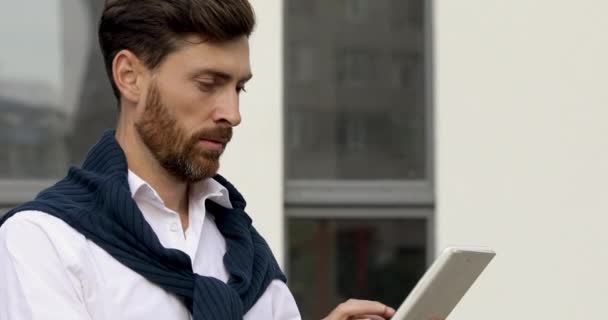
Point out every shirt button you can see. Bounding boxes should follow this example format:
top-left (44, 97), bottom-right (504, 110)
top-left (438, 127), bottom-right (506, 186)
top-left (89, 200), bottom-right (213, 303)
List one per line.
top-left (170, 223), bottom-right (179, 232)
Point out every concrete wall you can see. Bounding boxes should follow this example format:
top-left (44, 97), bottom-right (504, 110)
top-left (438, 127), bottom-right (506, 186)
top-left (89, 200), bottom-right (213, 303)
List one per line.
top-left (220, 0), bottom-right (286, 266)
top-left (436, 1), bottom-right (608, 319)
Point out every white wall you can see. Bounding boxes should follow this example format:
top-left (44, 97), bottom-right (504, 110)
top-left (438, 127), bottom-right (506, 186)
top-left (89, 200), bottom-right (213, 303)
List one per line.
top-left (220, 0), bottom-right (285, 266)
top-left (436, 1), bottom-right (608, 319)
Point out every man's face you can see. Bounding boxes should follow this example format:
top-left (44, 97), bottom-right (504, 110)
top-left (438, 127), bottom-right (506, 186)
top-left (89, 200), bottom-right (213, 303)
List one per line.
top-left (135, 35), bottom-right (251, 183)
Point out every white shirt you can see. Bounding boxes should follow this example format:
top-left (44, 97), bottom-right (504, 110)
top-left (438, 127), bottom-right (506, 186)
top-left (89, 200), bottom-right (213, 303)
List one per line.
top-left (0, 171), bottom-right (301, 320)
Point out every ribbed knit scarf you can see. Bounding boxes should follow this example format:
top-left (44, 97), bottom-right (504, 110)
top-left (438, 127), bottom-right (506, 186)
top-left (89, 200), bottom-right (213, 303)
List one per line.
top-left (0, 131), bottom-right (286, 319)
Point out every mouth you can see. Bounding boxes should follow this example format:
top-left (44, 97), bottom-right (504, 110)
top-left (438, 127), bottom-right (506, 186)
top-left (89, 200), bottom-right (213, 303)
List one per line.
top-left (198, 138), bottom-right (227, 151)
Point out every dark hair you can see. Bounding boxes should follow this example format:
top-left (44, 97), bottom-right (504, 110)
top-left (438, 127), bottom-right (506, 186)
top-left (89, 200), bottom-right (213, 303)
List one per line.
top-left (99, 0), bottom-right (256, 100)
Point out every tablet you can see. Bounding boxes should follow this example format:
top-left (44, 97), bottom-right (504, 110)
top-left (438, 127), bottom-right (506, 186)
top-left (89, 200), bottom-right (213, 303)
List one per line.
top-left (391, 246), bottom-right (495, 320)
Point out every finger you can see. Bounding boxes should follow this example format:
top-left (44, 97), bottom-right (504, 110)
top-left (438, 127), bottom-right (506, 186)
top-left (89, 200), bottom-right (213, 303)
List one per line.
top-left (352, 315), bottom-right (385, 320)
top-left (335, 299), bottom-right (396, 318)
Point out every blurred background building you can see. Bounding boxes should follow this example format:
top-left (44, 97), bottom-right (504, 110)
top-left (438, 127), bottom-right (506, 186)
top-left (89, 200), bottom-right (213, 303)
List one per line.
top-left (1, 1), bottom-right (607, 319)
top-left (284, 1), bottom-right (432, 317)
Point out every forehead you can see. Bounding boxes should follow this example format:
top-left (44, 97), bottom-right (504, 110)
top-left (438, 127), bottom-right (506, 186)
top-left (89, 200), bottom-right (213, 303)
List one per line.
top-left (158, 35), bottom-right (251, 79)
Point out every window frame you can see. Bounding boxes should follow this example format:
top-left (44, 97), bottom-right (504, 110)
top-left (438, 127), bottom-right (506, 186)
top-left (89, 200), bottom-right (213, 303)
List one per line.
top-left (284, 0), bottom-right (435, 205)
top-left (284, 0), bottom-right (436, 265)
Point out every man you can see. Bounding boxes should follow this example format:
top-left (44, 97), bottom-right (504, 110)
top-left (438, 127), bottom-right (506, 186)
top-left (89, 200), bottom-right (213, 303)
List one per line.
top-left (0, 1), bottom-right (397, 319)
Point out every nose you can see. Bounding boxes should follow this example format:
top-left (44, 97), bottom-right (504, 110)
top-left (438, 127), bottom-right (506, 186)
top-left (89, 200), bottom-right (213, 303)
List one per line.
top-left (213, 89), bottom-right (241, 127)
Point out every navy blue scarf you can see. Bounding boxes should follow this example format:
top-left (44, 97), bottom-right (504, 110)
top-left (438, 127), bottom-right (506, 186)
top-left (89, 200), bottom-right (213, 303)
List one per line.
top-left (0, 131), bottom-right (286, 319)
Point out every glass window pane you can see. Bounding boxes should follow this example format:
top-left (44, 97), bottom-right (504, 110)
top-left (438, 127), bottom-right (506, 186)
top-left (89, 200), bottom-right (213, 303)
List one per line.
top-left (288, 217), bottom-right (427, 319)
top-left (0, 1), bottom-right (116, 180)
top-left (285, 0), bottom-right (428, 180)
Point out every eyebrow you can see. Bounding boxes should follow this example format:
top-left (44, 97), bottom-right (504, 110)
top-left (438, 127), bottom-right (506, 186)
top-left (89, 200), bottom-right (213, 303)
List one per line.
top-left (191, 68), bottom-right (253, 84)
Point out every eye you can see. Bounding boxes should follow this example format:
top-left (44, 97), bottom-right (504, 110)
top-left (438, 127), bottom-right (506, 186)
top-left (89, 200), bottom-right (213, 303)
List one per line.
top-left (196, 80), bottom-right (215, 92)
top-left (237, 86), bottom-right (247, 94)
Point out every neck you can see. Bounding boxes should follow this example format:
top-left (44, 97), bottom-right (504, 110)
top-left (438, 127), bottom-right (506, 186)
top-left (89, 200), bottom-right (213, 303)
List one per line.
top-left (115, 120), bottom-right (190, 230)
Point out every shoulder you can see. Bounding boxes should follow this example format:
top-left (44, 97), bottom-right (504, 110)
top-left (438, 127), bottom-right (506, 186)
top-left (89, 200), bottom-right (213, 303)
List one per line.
top-left (1, 210), bottom-right (86, 240)
top-left (268, 280), bottom-right (301, 319)
top-left (0, 210), bottom-right (88, 267)
top-left (0, 212), bottom-right (93, 316)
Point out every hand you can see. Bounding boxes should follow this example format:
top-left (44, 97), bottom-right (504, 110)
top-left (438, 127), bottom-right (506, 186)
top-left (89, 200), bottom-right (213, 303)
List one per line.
top-left (322, 299), bottom-right (395, 320)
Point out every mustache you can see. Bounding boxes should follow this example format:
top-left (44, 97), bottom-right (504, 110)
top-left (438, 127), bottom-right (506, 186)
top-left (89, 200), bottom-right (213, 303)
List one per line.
top-left (193, 126), bottom-right (233, 145)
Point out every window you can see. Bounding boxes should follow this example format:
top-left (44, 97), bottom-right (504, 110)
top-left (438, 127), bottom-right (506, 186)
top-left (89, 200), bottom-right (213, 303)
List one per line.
top-left (285, 0), bottom-right (434, 318)
top-left (343, 0), bottom-right (372, 23)
top-left (288, 216), bottom-right (429, 319)
top-left (288, 44), bottom-right (316, 84)
top-left (336, 48), bottom-right (379, 87)
top-left (0, 1), bottom-right (116, 207)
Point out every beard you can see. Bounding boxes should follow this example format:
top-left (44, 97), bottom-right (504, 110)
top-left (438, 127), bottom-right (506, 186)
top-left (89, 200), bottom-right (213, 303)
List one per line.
top-left (135, 82), bottom-right (232, 183)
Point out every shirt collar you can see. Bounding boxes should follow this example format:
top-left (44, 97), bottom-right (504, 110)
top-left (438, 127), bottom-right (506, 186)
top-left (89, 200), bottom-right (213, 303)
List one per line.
top-left (127, 170), bottom-right (233, 210)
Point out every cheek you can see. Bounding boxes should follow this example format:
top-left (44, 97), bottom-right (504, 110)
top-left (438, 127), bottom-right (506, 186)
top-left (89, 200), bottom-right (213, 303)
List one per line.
top-left (160, 86), bottom-right (200, 126)
top-left (178, 101), bottom-right (207, 131)
top-left (168, 94), bottom-right (215, 130)
top-left (157, 76), bottom-right (216, 127)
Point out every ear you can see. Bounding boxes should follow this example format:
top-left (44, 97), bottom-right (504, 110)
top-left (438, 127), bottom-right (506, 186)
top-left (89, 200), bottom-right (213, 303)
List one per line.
top-left (112, 50), bottom-right (148, 105)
